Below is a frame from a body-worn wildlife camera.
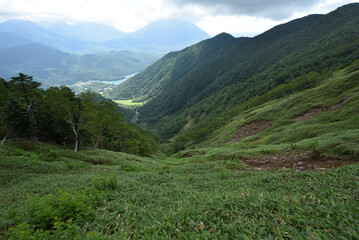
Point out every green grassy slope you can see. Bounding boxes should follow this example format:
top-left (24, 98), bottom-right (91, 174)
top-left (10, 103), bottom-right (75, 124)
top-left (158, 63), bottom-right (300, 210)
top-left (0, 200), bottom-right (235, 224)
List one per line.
top-left (1, 140), bottom-right (358, 239)
top-left (169, 60), bottom-right (359, 157)
top-left (130, 3), bottom-right (359, 141)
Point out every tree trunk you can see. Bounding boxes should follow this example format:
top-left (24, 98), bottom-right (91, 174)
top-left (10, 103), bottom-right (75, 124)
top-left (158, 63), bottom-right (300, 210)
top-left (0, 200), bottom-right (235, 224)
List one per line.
top-left (94, 133), bottom-right (101, 149)
top-left (1, 132), bottom-right (10, 145)
top-left (0, 108), bottom-right (10, 145)
top-left (74, 136), bottom-right (79, 152)
top-left (28, 100), bottom-right (38, 142)
top-left (72, 124), bottom-right (80, 152)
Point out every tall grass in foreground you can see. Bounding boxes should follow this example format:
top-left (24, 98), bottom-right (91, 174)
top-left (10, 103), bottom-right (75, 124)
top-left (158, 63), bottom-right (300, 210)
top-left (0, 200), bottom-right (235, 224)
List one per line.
top-left (1, 142), bottom-right (358, 239)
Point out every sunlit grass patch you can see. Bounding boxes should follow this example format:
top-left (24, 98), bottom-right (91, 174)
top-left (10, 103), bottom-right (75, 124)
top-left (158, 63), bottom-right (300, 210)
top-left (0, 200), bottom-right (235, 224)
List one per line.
top-left (113, 99), bottom-right (146, 106)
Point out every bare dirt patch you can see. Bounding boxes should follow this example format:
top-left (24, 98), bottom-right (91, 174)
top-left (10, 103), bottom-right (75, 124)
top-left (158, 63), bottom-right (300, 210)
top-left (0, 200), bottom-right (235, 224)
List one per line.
top-left (295, 98), bottom-right (349, 122)
top-left (295, 108), bottom-right (322, 122)
top-left (241, 152), bottom-right (357, 171)
top-left (231, 120), bottom-right (272, 143)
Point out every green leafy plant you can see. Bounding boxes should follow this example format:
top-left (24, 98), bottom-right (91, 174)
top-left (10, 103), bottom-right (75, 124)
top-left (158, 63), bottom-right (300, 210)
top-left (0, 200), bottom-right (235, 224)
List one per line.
top-left (93, 175), bottom-right (118, 191)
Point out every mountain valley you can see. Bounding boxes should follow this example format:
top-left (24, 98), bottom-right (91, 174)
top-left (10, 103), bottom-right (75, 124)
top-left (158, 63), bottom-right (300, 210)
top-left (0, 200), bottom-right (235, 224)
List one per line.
top-left (1, 3), bottom-right (359, 239)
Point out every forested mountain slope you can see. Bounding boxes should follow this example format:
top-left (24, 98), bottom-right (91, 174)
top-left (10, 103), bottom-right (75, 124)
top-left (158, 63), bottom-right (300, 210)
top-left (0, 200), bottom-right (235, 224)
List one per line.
top-left (106, 33), bottom-right (246, 101)
top-left (124, 3), bottom-right (359, 141)
top-left (0, 43), bottom-right (158, 87)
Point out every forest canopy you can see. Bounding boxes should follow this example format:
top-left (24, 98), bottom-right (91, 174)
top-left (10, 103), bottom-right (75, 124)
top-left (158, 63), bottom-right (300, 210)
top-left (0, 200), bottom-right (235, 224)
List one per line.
top-left (0, 73), bottom-right (158, 155)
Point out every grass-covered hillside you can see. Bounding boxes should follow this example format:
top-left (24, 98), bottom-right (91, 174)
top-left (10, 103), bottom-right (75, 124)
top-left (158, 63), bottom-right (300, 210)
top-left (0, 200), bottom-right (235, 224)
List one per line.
top-left (169, 60), bottom-right (359, 157)
top-left (1, 139), bottom-right (358, 239)
top-left (1, 3), bottom-right (359, 239)
top-left (116, 3), bottom-right (359, 141)
top-left (1, 64), bottom-right (358, 239)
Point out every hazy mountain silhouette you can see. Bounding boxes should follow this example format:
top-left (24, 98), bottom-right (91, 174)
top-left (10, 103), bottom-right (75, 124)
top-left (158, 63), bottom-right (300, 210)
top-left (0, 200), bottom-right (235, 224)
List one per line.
top-left (0, 19), bottom-right (87, 51)
top-left (0, 19), bottom-right (210, 53)
top-left (0, 32), bottom-right (33, 49)
top-left (104, 19), bottom-right (210, 52)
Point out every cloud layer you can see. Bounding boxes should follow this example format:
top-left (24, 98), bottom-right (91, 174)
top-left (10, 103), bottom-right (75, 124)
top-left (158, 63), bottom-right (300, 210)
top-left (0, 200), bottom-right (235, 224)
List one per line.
top-left (0, 0), bottom-right (358, 36)
top-left (169, 0), bottom-right (322, 20)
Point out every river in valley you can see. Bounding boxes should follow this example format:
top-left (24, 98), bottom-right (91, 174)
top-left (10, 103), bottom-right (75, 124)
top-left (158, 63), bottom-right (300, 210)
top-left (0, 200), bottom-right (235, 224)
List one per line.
top-left (99, 72), bottom-right (138, 85)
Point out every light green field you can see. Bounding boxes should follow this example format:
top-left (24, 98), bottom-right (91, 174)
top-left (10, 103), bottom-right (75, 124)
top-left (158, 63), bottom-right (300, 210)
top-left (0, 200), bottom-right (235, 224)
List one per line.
top-left (113, 99), bottom-right (146, 107)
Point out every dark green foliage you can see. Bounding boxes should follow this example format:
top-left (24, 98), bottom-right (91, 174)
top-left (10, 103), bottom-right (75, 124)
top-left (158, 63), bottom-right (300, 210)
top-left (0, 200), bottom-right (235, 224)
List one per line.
top-left (4, 99), bottom-right (29, 138)
top-left (106, 33), bottom-right (244, 101)
top-left (0, 73), bottom-right (42, 141)
top-left (0, 75), bottom-right (159, 155)
top-left (9, 73), bottom-right (41, 105)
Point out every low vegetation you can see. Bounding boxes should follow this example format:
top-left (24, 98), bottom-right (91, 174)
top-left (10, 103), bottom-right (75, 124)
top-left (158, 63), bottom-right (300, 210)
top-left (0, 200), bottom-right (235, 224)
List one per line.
top-left (1, 141), bottom-right (358, 239)
top-left (168, 60), bottom-right (359, 158)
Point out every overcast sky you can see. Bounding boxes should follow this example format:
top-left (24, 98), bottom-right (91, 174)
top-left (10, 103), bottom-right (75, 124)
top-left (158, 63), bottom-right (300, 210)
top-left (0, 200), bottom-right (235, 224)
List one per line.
top-left (0, 0), bottom-right (358, 36)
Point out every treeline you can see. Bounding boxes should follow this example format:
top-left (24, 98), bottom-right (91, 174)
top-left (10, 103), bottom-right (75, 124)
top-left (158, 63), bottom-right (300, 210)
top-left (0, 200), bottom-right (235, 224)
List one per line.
top-left (0, 73), bottom-right (158, 155)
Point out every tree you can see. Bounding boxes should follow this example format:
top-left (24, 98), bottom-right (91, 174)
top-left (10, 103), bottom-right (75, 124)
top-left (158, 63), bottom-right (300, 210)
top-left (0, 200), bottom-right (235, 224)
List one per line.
top-left (0, 78), bottom-right (11, 144)
top-left (79, 91), bottom-right (125, 149)
top-left (9, 73), bottom-right (41, 142)
top-left (45, 86), bottom-right (82, 151)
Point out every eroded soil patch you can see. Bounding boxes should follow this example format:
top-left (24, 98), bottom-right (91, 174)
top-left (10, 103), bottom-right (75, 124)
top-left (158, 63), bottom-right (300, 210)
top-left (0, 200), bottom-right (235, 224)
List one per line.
top-left (241, 152), bottom-right (357, 171)
top-left (295, 98), bottom-right (349, 122)
top-left (295, 108), bottom-right (322, 122)
top-left (231, 120), bottom-right (272, 143)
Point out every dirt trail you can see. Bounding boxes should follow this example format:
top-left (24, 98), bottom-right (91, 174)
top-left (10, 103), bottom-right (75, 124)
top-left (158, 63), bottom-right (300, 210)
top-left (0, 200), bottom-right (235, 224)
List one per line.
top-left (231, 120), bottom-right (272, 143)
top-left (295, 108), bottom-right (322, 122)
top-left (241, 152), bottom-right (357, 171)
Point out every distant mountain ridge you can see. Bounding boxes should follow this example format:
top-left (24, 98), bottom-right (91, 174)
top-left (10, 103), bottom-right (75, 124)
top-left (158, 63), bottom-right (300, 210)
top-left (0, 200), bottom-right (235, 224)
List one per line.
top-left (104, 19), bottom-right (210, 52)
top-left (0, 19), bottom-right (87, 51)
top-left (106, 3), bottom-right (359, 141)
top-left (0, 32), bottom-right (33, 48)
top-left (0, 19), bottom-right (210, 53)
top-left (0, 43), bottom-right (158, 87)
top-left (43, 22), bottom-right (125, 43)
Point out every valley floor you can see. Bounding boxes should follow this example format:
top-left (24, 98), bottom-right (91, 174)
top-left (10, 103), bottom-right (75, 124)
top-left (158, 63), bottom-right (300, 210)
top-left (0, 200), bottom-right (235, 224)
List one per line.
top-left (1, 141), bottom-right (358, 239)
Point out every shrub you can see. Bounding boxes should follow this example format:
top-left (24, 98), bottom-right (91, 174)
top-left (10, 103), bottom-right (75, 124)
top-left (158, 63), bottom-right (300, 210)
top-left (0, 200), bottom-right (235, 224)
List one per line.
top-left (93, 175), bottom-right (118, 191)
top-left (25, 189), bottom-right (101, 230)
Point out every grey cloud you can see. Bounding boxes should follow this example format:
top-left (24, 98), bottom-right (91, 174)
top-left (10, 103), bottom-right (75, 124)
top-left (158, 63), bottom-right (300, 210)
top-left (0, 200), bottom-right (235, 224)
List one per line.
top-left (170, 0), bottom-right (322, 19)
